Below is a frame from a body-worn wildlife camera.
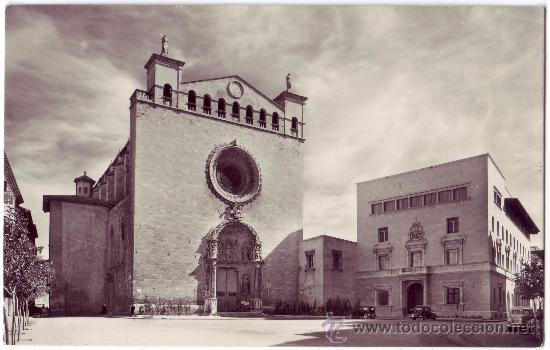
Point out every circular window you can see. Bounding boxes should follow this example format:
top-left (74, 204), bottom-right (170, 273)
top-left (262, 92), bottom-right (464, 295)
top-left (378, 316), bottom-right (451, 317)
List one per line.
top-left (227, 81), bottom-right (244, 99)
top-left (206, 143), bottom-right (261, 204)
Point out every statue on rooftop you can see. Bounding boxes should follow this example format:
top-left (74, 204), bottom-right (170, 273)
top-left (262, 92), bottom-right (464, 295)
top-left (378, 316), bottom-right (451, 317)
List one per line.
top-left (286, 73), bottom-right (291, 91)
top-left (161, 35), bottom-right (168, 55)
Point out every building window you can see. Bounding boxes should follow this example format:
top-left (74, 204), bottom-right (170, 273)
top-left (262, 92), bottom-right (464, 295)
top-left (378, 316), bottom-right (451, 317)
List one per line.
top-left (332, 250), bottom-right (342, 270)
top-left (305, 250), bottom-right (315, 270)
top-left (497, 221), bottom-right (499, 236)
top-left (217, 98), bottom-right (226, 117)
top-left (78, 187), bottom-right (82, 194)
top-left (272, 112), bottom-right (279, 131)
top-left (378, 227), bottom-right (388, 242)
top-left (396, 198), bottom-right (409, 210)
top-left (492, 216), bottom-right (494, 232)
top-left (83, 187), bottom-right (88, 194)
top-left (186, 89), bottom-right (196, 110)
top-left (493, 188), bottom-right (502, 208)
top-left (498, 284), bottom-right (503, 304)
top-left (371, 203), bottom-right (383, 215)
top-left (410, 195), bottom-right (423, 208)
top-left (377, 290), bottom-right (389, 305)
top-left (121, 222), bottom-right (125, 241)
top-left (291, 117), bottom-right (298, 133)
top-left (163, 84), bottom-right (173, 106)
top-left (203, 94), bottom-right (212, 114)
top-left (453, 187), bottom-right (467, 201)
top-left (245, 105), bottom-right (253, 124)
top-left (446, 248), bottom-right (459, 265)
top-left (378, 255), bottom-right (390, 270)
top-left (447, 217), bottom-right (459, 233)
top-left (232, 101), bottom-right (240, 118)
top-left (438, 190), bottom-right (452, 203)
top-left (259, 109), bottom-right (267, 127)
top-left (383, 200), bottom-right (395, 212)
top-left (447, 287), bottom-right (460, 304)
top-left (505, 230), bottom-right (508, 244)
top-left (424, 192), bottom-right (436, 206)
top-left (410, 251), bottom-right (423, 267)
top-left (4, 180), bottom-right (7, 192)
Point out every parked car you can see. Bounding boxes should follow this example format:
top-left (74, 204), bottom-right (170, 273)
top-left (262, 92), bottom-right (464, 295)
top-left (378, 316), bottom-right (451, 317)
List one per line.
top-left (351, 306), bottom-right (376, 319)
top-left (410, 306), bottom-right (436, 320)
top-left (507, 307), bottom-right (535, 332)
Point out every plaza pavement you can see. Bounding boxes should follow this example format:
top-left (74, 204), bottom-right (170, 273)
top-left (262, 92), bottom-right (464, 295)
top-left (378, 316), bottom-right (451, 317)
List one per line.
top-left (16, 316), bottom-right (542, 347)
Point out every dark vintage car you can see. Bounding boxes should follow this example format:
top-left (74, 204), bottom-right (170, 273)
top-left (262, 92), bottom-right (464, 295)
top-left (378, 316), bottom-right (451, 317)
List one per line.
top-left (351, 306), bottom-right (376, 319)
top-left (507, 307), bottom-right (535, 332)
top-left (409, 306), bottom-right (436, 320)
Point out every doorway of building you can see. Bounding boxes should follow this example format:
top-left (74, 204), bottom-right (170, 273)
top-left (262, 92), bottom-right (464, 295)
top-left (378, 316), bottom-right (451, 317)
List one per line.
top-left (406, 283), bottom-right (424, 313)
top-left (216, 268), bottom-right (238, 312)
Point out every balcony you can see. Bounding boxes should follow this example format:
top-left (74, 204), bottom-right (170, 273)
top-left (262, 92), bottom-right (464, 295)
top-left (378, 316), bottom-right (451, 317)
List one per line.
top-left (401, 266), bottom-right (428, 274)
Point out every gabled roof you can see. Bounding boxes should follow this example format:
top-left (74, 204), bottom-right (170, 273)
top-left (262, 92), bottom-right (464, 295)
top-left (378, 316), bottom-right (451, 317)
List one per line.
top-left (4, 152), bottom-right (23, 205)
top-left (181, 75), bottom-right (285, 111)
top-left (43, 195), bottom-right (114, 212)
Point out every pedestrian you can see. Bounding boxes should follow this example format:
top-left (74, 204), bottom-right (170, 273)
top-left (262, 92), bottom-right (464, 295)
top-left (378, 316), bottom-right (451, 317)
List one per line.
top-left (130, 305), bottom-right (135, 317)
top-left (41, 305), bottom-right (46, 318)
top-left (102, 304), bottom-right (108, 317)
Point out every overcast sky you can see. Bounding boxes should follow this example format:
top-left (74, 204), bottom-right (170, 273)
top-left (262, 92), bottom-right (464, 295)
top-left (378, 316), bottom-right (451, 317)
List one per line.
top-left (5, 5), bottom-right (544, 256)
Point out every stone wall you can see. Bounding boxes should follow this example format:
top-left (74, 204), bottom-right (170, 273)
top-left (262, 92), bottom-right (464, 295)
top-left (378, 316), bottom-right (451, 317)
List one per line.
top-left (49, 201), bottom-right (109, 316)
top-left (131, 100), bottom-right (304, 309)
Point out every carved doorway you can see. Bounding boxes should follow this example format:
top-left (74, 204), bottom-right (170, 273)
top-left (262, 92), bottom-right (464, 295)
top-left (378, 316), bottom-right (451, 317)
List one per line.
top-left (205, 220), bottom-right (263, 314)
top-left (406, 283), bottom-right (423, 313)
top-left (216, 268), bottom-right (238, 312)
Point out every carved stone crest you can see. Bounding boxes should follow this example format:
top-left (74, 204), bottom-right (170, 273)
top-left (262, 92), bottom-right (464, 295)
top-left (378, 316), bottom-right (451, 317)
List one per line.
top-left (221, 204), bottom-right (243, 221)
top-left (409, 220), bottom-right (425, 240)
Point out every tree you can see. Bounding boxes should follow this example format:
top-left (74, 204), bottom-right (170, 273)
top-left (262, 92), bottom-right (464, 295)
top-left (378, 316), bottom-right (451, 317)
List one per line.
top-left (3, 208), bottom-right (55, 344)
top-left (514, 254), bottom-right (544, 310)
top-left (514, 254), bottom-right (544, 341)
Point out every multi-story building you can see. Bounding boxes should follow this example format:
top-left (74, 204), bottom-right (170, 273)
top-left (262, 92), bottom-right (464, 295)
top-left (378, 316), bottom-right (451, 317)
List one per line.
top-left (355, 154), bottom-right (539, 319)
top-left (4, 152), bottom-right (38, 245)
top-left (42, 42), bottom-right (541, 319)
top-left (43, 44), bottom-right (307, 316)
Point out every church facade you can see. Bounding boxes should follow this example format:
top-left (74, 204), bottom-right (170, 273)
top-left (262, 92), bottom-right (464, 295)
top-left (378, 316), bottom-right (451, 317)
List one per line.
top-left (43, 47), bottom-right (539, 318)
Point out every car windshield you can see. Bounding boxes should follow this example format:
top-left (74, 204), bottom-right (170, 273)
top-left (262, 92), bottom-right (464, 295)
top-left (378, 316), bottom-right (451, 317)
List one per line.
top-left (512, 309), bottom-right (532, 315)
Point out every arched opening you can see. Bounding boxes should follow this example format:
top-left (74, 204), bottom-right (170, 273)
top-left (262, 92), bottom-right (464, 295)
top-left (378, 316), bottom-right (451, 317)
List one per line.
top-left (187, 90), bottom-right (197, 111)
top-left (245, 105), bottom-right (253, 125)
top-left (217, 98), bottom-right (226, 118)
top-left (406, 283), bottom-right (423, 313)
top-left (271, 112), bottom-right (279, 131)
top-left (203, 94), bottom-right (212, 114)
top-left (207, 222), bottom-right (262, 313)
top-left (163, 84), bottom-right (172, 106)
top-left (291, 117), bottom-right (298, 136)
top-left (232, 101), bottom-right (240, 119)
top-left (259, 109), bottom-right (267, 128)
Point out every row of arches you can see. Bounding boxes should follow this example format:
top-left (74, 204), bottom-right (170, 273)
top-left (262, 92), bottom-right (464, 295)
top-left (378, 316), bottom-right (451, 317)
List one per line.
top-left (162, 85), bottom-right (299, 132)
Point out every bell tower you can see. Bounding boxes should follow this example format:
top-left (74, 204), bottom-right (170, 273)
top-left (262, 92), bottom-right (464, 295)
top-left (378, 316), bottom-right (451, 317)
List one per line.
top-left (74, 171), bottom-right (95, 198)
top-left (273, 83), bottom-right (308, 138)
top-left (143, 35), bottom-right (186, 107)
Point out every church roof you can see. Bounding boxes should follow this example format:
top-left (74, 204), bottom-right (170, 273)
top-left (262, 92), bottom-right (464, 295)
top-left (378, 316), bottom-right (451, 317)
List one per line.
top-left (4, 152), bottom-right (23, 205)
top-left (181, 75), bottom-right (285, 110)
top-left (43, 195), bottom-right (115, 212)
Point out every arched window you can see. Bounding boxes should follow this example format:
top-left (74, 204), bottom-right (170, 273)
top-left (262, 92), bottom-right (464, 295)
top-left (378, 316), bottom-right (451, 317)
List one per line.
top-left (217, 98), bottom-right (226, 118)
top-left (187, 90), bottom-right (196, 111)
top-left (163, 84), bottom-right (172, 106)
top-left (272, 112), bottom-right (279, 131)
top-left (259, 109), bottom-right (267, 127)
top-left (232, 101), bottom-right (240, 119)
top-left (291, 117), bottom-right (298, 136)
top-left (203, 94), bottom-right (212, 114)
top-left (245, 105), bottom-right (253, 125)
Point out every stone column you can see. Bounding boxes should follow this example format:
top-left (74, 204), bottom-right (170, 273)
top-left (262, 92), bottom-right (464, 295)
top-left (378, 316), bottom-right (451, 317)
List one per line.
top-left (251, 262), bottom-right (262, 311)
top-left (210, 260), bottom-right (218, 315)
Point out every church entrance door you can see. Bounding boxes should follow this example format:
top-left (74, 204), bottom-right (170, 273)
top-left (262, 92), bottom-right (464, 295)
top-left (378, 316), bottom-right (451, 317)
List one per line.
top-left (216, 267), bottom-right (238, 312)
